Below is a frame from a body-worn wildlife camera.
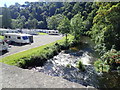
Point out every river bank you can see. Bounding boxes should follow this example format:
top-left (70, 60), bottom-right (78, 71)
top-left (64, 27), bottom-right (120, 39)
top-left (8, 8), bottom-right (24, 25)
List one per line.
top-left (29, 36), bottom-right (120, 88)
top-left (0, 62), bottom-right (88, 88)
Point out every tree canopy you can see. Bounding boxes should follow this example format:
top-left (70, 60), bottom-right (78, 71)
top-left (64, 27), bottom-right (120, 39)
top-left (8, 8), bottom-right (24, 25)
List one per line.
top-left (1, 2), bottom-right (120, 52)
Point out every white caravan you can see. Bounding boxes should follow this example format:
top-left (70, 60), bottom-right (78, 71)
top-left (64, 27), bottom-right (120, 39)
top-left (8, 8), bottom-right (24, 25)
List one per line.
top-left (0, 29), bottom-right (18, 35)
top-left (47, 30), bottom-right (59, 35)
top-left (0, 39), bottom-right (9, 51)
top-left (21, 29), bottom-right (38, 35)
top-left (4, 33), bottom-right (33, 44)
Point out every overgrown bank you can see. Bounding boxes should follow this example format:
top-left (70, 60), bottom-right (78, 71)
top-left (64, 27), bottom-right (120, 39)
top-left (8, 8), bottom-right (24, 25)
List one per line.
top-left (94, 49), bottom-right (120, 72)
top-left (0, 35), bottom-right (74, 68)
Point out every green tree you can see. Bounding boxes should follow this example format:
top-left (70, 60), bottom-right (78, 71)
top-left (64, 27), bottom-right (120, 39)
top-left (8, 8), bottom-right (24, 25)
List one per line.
top-left (37, 21), bottom-right (44, 29)
top-left (26, 18), bottom-right (38, 29)
top-left (11, 19), bottom-right (19, 29)
top-left (2, 4), bottom-right (12, 28)
top-left (89, 2), bottom-right (120, 53)
top-left (16, 15), bottom-right (26, 29)
top-left (57, 16), bottom-right (70, 47)
top-left (47, 14), bottom-right (64, 29)
top-left (71, 12), bottom-right (84, 41)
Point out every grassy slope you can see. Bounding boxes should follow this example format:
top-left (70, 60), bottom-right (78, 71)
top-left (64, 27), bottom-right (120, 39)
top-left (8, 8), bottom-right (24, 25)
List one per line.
top-left (0, 35), bottom-right (4, 40)
top-left (38, 32), bottom-right (48, 35)
top-left (0, 35), bottom-right (74, 66)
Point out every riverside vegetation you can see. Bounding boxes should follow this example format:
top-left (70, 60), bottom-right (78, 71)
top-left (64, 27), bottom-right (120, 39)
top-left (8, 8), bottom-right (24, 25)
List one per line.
top-left (0, 35), bottom-right (75, 68)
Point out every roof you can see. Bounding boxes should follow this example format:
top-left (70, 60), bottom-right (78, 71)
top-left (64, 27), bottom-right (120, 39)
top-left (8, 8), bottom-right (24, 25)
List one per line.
top-left (0, 29), bottom-right (18, 31)
top-left (4, 33), bottom-right (32, 36)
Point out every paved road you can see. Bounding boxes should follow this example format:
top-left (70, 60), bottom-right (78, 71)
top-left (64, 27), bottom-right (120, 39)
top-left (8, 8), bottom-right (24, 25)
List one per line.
top-left (0, 35), bottom-right (62, 58)
top-left (0, 63), bottom-right (89, 88)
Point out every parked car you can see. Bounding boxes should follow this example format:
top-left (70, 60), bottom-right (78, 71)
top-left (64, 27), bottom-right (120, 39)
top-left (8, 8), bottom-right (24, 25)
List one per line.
top-left (0, 39), bottom-right (9, 51)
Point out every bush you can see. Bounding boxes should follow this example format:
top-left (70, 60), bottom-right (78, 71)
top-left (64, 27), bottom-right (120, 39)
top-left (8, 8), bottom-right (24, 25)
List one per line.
top-left (66, 64), bottom-right (71, 68)
top-left (76, 60), bottom-right (85, 72)
top-left (94, 60), bottom-right (110, 72)
top-left (94, 49), bottom-right (120, 72)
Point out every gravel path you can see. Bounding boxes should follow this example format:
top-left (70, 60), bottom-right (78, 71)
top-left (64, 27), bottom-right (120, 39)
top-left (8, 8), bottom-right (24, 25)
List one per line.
top-left (0, 63), bottom-right (89, 88)
top-left (0, 35), bottom-right (62, 58)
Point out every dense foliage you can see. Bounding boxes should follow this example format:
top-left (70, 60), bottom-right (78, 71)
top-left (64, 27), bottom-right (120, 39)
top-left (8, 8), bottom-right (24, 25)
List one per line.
top-left (94, 49), bottom-right (120, 72)
top-left (0, 2), bottom-right (97, 30)
top-left (57, 16), bottom-right (71, 47)
top-left (71, 12), bottom-right (84, 41)
top-left (88, 2), bottom-right (120, 53)
top-left (47, 14), bottom-right (64, 30)
top-left (1, 4), bottom-right (12, 28)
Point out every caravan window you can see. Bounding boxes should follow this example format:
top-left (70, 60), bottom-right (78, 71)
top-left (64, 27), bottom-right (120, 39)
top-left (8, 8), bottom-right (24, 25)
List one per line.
top-left (9, 36), bottom-right (11, 38)
top-left (5, 36), bottom-right (7, 38)
top-left (17, 37), bottom-right (21, 39)
top-left (22, 36), bottom-right (28, 40)
top-left (2, 41), bottom-right (5, 45)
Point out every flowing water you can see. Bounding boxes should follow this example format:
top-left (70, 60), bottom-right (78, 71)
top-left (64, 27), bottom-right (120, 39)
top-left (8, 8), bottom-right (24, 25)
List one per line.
top-left (30, 36), bottom-right (120, 88)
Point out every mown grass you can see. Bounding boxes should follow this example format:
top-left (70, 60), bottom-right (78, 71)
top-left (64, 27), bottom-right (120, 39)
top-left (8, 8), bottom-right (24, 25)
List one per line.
top-left (0, 34), bottom-right (74, 68)
top-left (0, 35), bottom-right (4, 40)
top-left (38, 32), bottom-right (48, 35)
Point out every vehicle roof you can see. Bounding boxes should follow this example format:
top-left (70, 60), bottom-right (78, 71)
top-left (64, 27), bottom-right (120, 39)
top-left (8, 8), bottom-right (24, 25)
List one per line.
top-left (0, 29), bottom-right (17, 31)
top-left (4, 33), bottom-right (32, 36)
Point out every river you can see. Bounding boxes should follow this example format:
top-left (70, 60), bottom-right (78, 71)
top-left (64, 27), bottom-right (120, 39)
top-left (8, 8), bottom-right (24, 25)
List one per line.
top-left (30, 36), bottom-right (120, 88)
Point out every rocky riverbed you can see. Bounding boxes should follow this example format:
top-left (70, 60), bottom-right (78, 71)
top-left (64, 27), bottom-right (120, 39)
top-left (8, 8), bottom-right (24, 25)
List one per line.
top-left (29, 36), bottom-right (120, 88)
top-left (1, 62), bottom-right (88, 88)
top-left (30, 50), bottom-right (99, 88)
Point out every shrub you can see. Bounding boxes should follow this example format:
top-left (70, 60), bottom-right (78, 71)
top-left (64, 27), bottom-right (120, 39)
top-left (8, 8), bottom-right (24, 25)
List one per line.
top-left (94, 49), bottom-right (120, 72)
top-left (66, 64), bottom-right (71, 68)
top-left (76, 60), bottom-right (85, 72)
top-left (94, 60), bottom-right (110, 72)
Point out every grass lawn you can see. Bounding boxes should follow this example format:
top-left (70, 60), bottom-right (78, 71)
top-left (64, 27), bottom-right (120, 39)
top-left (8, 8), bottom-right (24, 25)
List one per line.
top-left (0, 35), bottom-right (74, 67)
top-left (0, 35), bottom-right (4, 40)
top-left (38, 32), bottom-right (48, 35)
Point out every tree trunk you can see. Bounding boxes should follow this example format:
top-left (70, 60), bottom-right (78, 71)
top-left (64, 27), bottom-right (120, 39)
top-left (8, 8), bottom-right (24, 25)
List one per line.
top-left (65, 33), bottom-right (68, 48)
